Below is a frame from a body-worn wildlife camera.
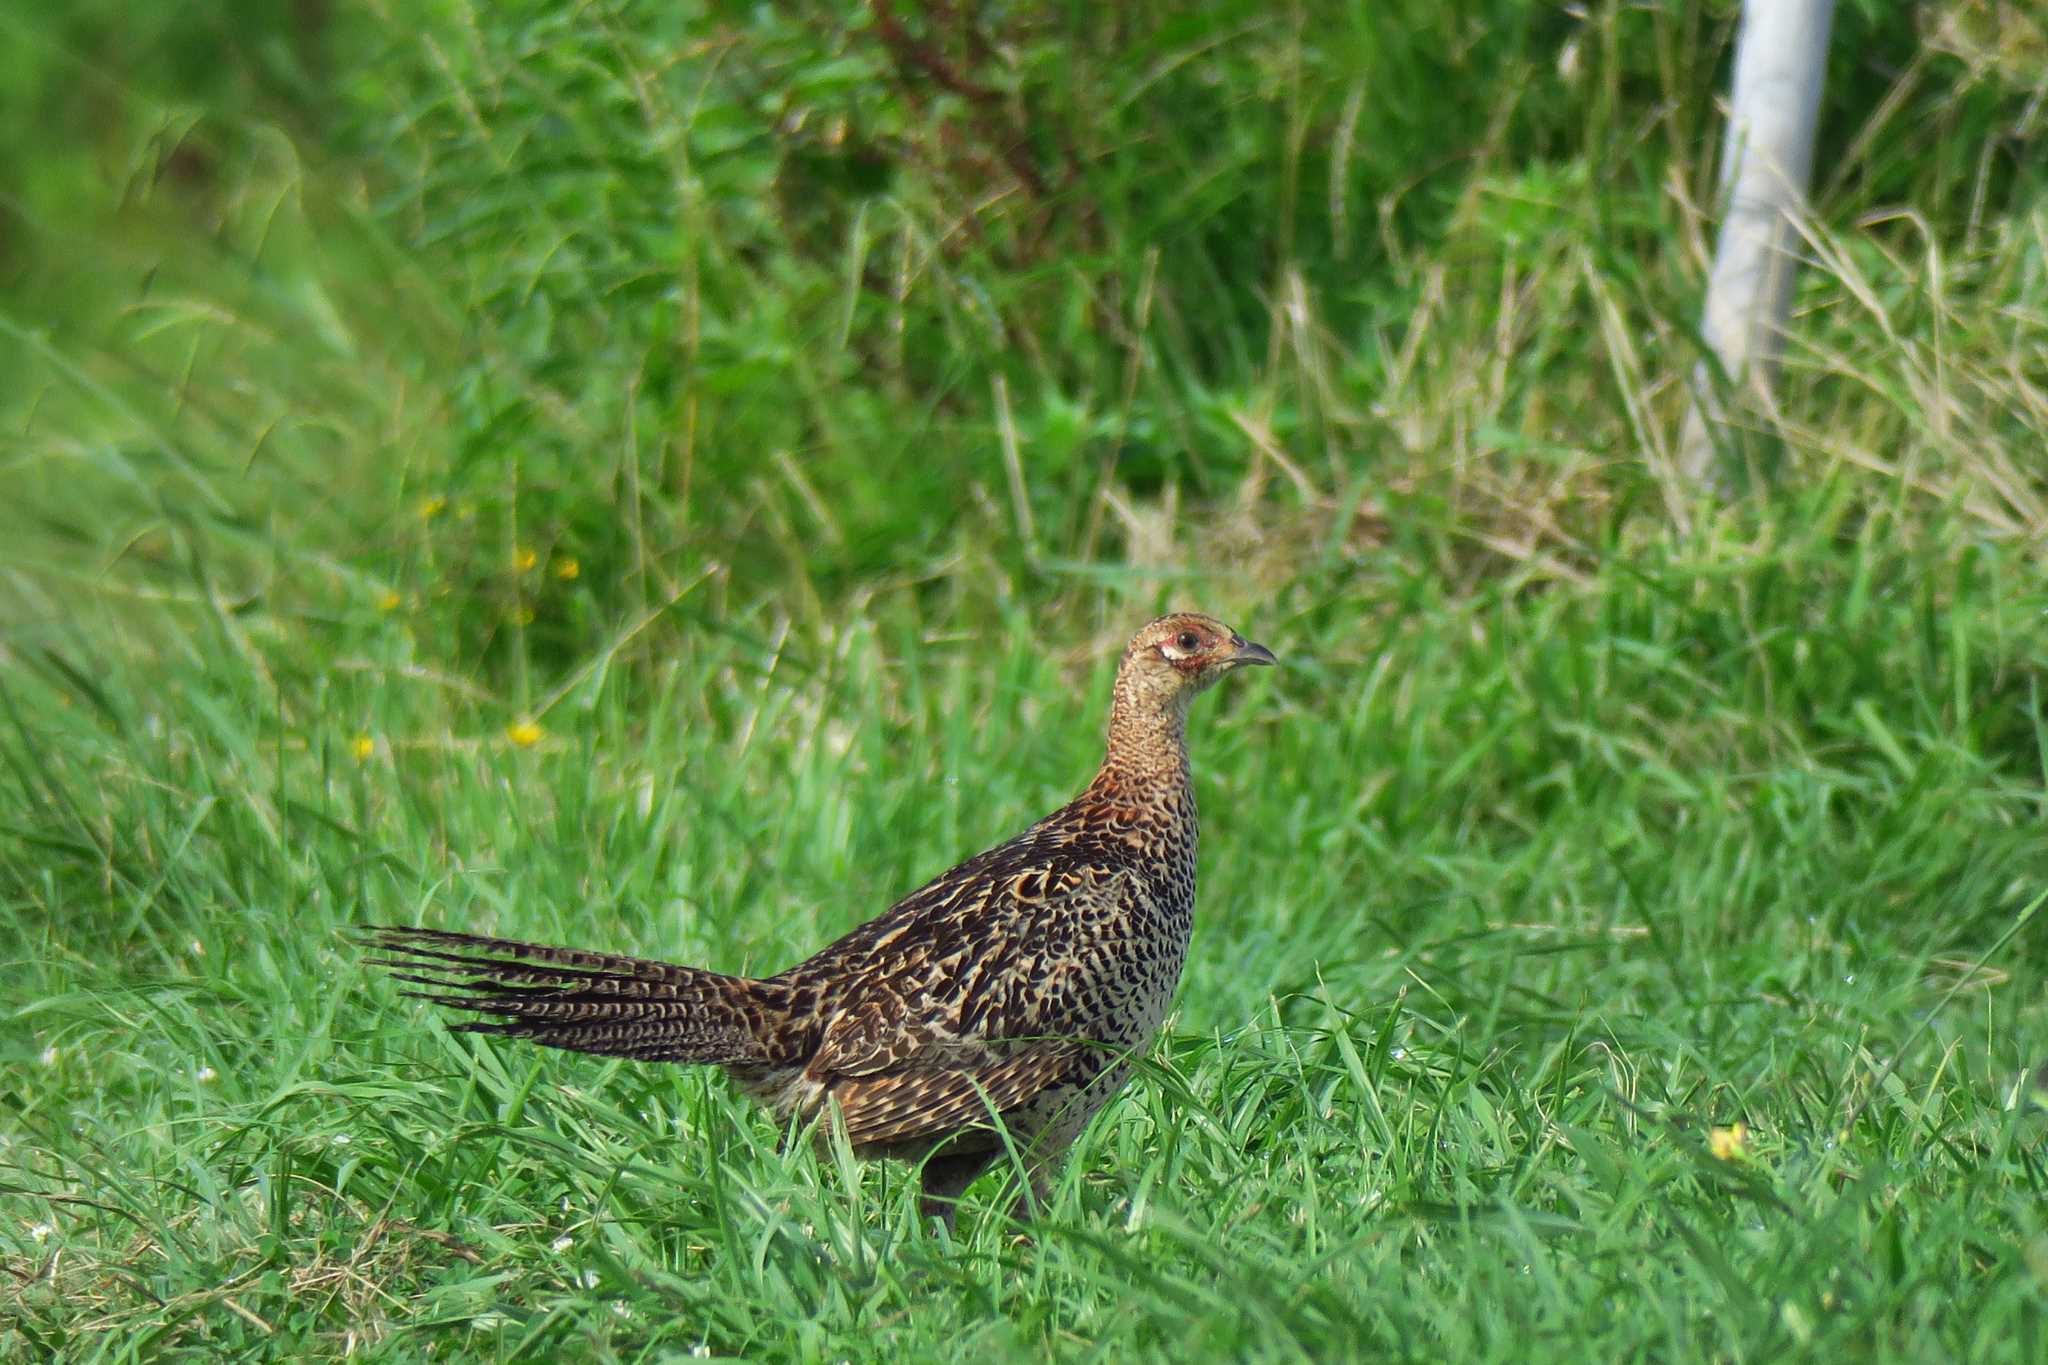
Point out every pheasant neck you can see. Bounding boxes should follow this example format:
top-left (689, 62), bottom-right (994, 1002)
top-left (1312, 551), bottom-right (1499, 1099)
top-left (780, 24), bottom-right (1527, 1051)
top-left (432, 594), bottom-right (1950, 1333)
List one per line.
top-left (1093, 674), bottom-right (1194, 801)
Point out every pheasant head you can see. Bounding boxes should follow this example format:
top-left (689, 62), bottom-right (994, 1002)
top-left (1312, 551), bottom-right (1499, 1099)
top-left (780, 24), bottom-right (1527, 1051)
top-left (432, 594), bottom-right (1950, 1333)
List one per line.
top-left (1102, 612), bottom-right (1275, 778)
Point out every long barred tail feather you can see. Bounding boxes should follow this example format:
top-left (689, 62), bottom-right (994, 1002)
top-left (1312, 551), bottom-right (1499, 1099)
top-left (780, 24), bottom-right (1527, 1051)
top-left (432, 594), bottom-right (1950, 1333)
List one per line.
top-left (358, 926), bottom-right (777, 1066)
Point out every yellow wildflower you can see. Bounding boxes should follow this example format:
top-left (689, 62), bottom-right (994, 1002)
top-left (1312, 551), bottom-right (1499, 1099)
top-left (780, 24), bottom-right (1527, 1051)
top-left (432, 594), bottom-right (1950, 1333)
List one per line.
top-left (418, 495), bottom-right (447, 520)
top-left (377, 590), bottom-right (403, 612)
top-left (515, 548), bottom-right (538, 572)
top-left (553, 556), bottom-right (580, 581)
top-left (1708, 1123), bottom-right (1749, 1161)
top-left (506, 721), bottom-right (544, 748)
top-left (350, 735), bottom-right (376, 761)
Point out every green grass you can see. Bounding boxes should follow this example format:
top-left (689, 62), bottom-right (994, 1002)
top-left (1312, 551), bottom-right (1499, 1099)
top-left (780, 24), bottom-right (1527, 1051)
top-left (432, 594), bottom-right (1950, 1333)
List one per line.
top-left (5, 1), bottom-right (2048, 1360)
top-left (7, 528), bottom-right (2047, 1359)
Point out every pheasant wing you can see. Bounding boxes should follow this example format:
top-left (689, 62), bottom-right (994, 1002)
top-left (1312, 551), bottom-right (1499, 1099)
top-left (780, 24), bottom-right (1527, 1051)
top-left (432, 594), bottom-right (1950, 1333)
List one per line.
top-left (793, 864), bottom-right (1147, 1148)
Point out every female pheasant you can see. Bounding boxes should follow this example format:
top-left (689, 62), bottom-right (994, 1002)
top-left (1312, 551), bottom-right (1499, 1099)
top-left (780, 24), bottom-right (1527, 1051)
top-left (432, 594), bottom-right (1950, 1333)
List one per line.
top-left (365, 612), bottom-right (1275, 1226)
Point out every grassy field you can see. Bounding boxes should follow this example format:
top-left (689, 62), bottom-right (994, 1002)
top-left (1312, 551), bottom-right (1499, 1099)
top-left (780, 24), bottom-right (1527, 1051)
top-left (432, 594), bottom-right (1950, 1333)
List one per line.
top-left (5, 2), bottom-right (2048, 1360)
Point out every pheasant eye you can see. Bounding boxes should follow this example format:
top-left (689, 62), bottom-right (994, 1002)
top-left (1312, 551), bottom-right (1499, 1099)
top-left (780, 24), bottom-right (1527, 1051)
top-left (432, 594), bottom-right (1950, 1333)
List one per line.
top-left (1176, 631), bottom-right (1200, 651)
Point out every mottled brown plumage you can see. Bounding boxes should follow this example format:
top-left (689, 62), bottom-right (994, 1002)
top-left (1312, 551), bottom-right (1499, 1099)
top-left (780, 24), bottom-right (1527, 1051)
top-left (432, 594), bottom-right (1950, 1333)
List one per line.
top-left (364, 612), bottom-right (1275, 1226)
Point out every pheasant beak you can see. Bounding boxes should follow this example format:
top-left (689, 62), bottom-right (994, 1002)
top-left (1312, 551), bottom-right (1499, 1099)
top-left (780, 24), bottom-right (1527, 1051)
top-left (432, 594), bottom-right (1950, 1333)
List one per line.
top-left (1228, 636), bottom-right (1278, 667)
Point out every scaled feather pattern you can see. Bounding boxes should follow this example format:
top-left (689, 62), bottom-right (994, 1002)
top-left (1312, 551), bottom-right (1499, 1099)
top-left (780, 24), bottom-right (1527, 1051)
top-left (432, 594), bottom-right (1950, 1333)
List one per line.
top-left (363, 612), bottom-right (1276, 1224)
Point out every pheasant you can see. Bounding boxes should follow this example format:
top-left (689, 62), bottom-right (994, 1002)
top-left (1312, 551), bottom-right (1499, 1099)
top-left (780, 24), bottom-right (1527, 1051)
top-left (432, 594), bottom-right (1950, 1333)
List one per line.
top-left (364, 612), bottom-right (1275, 1226)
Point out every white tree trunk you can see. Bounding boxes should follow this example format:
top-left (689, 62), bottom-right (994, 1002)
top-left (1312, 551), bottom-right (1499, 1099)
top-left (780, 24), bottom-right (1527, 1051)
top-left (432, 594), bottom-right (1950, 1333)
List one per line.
top-left (1678, 0), bottom-right (1836, 489)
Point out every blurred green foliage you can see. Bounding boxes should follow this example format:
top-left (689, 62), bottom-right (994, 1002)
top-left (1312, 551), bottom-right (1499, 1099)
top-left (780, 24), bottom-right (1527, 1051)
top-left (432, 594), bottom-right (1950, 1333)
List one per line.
top-left (5, 3), bottom-right (2042, 671)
